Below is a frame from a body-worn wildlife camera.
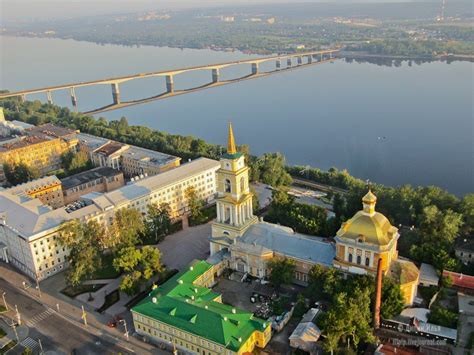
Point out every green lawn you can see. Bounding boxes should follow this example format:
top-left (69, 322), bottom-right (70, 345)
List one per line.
top-left (61, 283), bottom-right (105, 298)
top-left (0, 305), bottom-right (6, 313)
top-left (92, 253), bottom-right (121, 279)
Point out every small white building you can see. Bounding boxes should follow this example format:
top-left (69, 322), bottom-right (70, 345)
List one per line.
top-left (289, 308), bottom-right (321, 354)
top-left (419, 263), bottom-right (439, 287)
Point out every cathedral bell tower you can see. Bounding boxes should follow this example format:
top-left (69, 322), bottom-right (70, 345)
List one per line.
top-left (210, 123), bottom-right (258, 255)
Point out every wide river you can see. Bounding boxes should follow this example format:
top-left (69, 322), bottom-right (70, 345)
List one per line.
top-left (1, 36), bottom-right (472, 195)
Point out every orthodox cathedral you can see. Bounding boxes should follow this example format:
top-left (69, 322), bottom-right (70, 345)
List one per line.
top-left (209, 124), bottom-right (419, 305)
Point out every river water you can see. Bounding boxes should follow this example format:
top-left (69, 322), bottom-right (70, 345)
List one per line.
top-left (1, 36), bottom-right (472, 195)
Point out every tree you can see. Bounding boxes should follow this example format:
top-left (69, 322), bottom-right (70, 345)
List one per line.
top-left (381, 278), bottom-right (404, 319)
top-left (3, 162), bottom-right (39, 185)
top-left (267, 257), bottom-right (296, 289)
top-left (111, 207), bottom-right (145, 250)
top-left (185, 186), bottom-right (204, 221)
top-left (145, 203), bottom-right (172, 243)
top-left (253, 153), bottom-right (292, 187)
top-left (113, 246), bottom-right (163, 295)
top-left (461, 194), bottom-right (474, 235)
top-left (58, 220), bottom-right (105, 286)
top-left (61, 150), bottom-right (92, 175)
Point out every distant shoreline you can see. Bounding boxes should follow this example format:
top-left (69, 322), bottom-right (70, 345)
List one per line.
top-left (3, 33), bottom-right (474, 63)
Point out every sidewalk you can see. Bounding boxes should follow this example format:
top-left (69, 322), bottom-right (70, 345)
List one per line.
top-left (0, 264), bottom-right (164, 354)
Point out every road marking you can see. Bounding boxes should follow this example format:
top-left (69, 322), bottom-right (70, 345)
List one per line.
top-left (25, 308), bottom-right (54, 327)
top-left (20, 337), bottom-right (39, 352)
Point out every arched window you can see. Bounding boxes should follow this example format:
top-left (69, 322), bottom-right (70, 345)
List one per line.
top-left (225, 179), bottom-right (231, 193)
top-left (365, 257), bottom-right (370, 267)
top-left (357, 255), bottom-right (361, 265)
top-left (348, 254), bottom-right (353, 263)
top-left (240, 177), bottom-right (245, 193)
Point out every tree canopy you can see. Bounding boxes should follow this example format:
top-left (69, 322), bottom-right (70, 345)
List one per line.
top-left (267, 257), bottom-right (296, 289)
top-left (3, 162), bottom-right (39, 185)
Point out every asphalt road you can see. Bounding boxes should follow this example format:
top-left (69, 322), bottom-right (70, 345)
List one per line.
top-left (0, 278), bottom-right (133, 355)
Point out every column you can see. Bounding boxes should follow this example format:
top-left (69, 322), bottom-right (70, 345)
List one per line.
top-left (233, 207), bottom-right (238, 226)
top-left (320, 53), bottom-right (323, 61)
top-left (46, 91), bottom-right (53, 104)
top-left (166, 75), bottom-right (174, 93)
top-left (212, 68), bottom-right (219, 83)
top-left (216, 203), bottom-right (221, 222)
top-left (111, 82), bottom-right (121, 104)
top-left (70, 87), bottom-right (77, 108)
top-left (251, 63), bottom-right (259, 75)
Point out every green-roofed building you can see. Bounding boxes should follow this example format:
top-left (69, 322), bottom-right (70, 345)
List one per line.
top-left (131, 260), bottom-right (272, 354)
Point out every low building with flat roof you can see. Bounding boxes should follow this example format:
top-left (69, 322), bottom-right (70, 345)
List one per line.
top-left (419, 263), bottom-right (439, 287)
top-left (131, 260), bottom-right (272, 354)
top-left (77, 133), bottom-right (181, 177)
top-left (61, 167), bottom-right (124, 205)
top-left (3, 176), bottom-right (64, 209)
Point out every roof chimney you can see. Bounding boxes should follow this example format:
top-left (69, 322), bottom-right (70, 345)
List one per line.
top-left (373, 258), bottom-right (383, 331)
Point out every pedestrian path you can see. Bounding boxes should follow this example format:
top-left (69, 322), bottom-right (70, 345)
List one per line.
top-left (20, 337), bottom-right (40, 352)
top-left (25, 308), bottom-right (54, 327)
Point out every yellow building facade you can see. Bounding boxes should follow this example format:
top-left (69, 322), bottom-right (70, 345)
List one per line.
top-left (0, 133), bottom-right (78, 183)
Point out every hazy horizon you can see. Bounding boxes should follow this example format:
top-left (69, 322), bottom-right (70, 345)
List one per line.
top-left (1, 0), bottom-right (439, 22)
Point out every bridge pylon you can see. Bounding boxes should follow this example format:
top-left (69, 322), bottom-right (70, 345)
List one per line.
top-left (111, 83), bottom-right (121, 104)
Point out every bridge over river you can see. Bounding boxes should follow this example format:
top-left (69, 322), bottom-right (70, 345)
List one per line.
top-left (0, 49), bottom-right (339, 115)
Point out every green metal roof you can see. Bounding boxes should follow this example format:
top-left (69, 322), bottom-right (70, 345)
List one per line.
top-left (222, 152), bottom-right (243, 160)
top-left (132, 260), bottom-right (267, 352)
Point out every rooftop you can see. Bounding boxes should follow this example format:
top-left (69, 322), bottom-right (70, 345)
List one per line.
top-left (61, 167), bottom-right (122, 190)
top-left (76, 133), bottom-right (110, 151)
top-left (0, 135), bottom-right (48, 151)
top-left (132, 260), bottom-right (268, 352)
top-left (443, 270), bottom-right (474, 290)
top-left (419, 263), bottom-right (439, 286)
top-left (235, 221), bottom-right (335, 267)
top-left (82, 158), bottom-right (219, 208)
top-left (122, 145), bottom-right (180, 166)
top-left (25, 123), bottom-right (78, 139)
top-left (94, 141), bottom-right (127, 157)
top-left (5, 176), bottom-right (61, 195)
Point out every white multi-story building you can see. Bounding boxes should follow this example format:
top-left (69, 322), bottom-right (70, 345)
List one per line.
top-left (0, 158), bottom-right (220, 280)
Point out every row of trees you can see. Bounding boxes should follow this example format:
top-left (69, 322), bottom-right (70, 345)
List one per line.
top-left (0, 99), bottom-right (293, 189)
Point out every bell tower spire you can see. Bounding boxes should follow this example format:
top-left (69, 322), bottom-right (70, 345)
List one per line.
top-left (227, 122), bottom-right (237, 155)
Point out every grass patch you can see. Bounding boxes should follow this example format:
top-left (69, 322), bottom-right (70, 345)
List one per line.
top-left (125, 268), bottom-right (179, 309)
top-left (0, 305), bottom-right (6, 313)
top-left (189, 205), bottom-right (216, 226)
top-left (92, 253), bottom-right (121, 279)
top-left (96, 289), bottom-right (120, 314)
top-left (61, 283), bottom-right (105, 298)
top-left (0, 340), bottom-right (17, 354)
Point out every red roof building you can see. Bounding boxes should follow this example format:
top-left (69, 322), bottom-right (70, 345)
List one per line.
top-left (443, 270), bottom-right (474, 293)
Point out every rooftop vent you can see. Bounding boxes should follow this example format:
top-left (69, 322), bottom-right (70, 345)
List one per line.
top-left (190, 266), bottom-right (194, 271)
top-left (178, 280), bottom-right (183, 284)
top-left (223, 316), bottom-right (228, 321)
top-left (232, 308), bottom-right (236, 314)
top-left (152, 297), bottom-right (157, 304)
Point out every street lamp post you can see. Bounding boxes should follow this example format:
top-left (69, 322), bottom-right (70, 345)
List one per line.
top-left (119, 319), bottom-right (129, 341)
top-left (10, 321), bottom-right (19, 342)
top-left (2, 292), bottom-right (7, 311)
top-left (15, 304), bottom-right (21, 325)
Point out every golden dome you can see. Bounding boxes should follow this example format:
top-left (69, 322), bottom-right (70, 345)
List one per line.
top-left (336, 191), bottom-right (398, 246)
top-left (362, 190), bottom-right (377, 204)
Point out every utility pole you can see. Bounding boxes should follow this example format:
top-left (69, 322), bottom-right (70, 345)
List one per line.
top-left (119, 319), bottom-right (129, 341)
top-left (38, 338), bottom-right (44, 354)
top-left (1, 292), bottom-right (7, 311)
top-left (81, 305), bottom-right (88, 327)
top-left (15, 304), bottom-right (21, 325)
